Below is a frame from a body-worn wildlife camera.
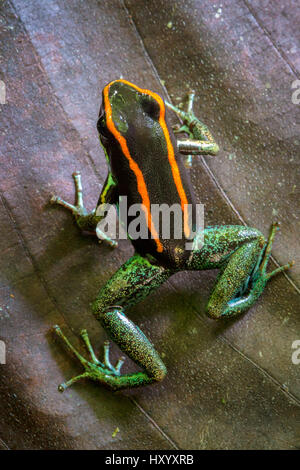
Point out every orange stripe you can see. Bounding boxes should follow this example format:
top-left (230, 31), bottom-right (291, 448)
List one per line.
top-left (103, 80), bottom-right (163, 252)
top-left (153, 91), bottom-right (191, 239)
top-left (104, 79), bottom-right (191, 251)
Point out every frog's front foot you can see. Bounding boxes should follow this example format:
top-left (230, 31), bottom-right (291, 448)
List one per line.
top-left (166, 90), bottom-right (196, 136)
top-left (50, 172), bottom-right (117, 248)
top-left (50, 171), bottom-right (88, 218)
top-left (53, 325), bottom-right (126, 392)
top-left (166, 91), bottom-right (219, 167)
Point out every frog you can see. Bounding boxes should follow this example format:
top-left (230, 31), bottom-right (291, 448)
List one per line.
top-left (50, 79), bottom-right (293, 391)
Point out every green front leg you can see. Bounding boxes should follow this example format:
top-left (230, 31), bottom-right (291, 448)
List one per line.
top-left (54, 254), bottom-right (173, 391)
top-left (50, 171), bottom-right (117, 247)
top-left (166, 91), bottom-right (219, 167)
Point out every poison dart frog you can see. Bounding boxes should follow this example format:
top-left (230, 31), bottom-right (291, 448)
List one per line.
top-left (50, 79), bottom-right (293, 391)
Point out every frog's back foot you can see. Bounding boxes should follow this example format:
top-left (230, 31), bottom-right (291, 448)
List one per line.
top-left (53, 325), bottom-right (129, 392)
top-left (205, 223), bottom-right (294, 320)
top-left (258, 222), bottom-right (294, 281)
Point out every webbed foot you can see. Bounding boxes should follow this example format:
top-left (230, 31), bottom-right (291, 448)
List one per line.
top-left (53, 325), bottom-right (126, 392)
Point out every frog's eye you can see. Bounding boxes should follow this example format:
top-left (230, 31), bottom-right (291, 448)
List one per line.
top-left (97, 113), bottom-right (109, 138)
top-left (141, 95), bottom-right (160, 120)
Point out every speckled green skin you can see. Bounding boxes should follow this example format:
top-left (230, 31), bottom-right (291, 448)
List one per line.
top-left (51, 85), bottom-right (293, 392)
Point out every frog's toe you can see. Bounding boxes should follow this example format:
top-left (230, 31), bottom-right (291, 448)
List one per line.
top-left (50, 194), bottom-right (78, 213)
top-left (115, 355), bottom-right (126, 374)
top-left (58, 379), bottom-right (85, 393)
top-left (98, 237), bottom-right (118, 249)
top-left (247, 222), bottom-right (295, 286)
top-left (50, 194), bottom-right (60, 205)
top-left (172, 124), bottom-right (191, 135)
top-left (79, 328), bottom-right (104, 366)
top-left (265, 260), bottom-right (294, 281)
top-left (103, 340), bottom-right (125, 376)
top-left (258, 223), bottom-right (293, 278)
top-left (79, 329), bottom-right (125, 372)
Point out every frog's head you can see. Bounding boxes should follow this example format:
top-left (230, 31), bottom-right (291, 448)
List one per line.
top-left (97, 79), bottom-right (165, 159)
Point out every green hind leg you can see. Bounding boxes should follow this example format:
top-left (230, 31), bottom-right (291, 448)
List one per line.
top-left (206, 223), bottom-right (294, 319)
top-left (54, 254), bottom-right (173, 391)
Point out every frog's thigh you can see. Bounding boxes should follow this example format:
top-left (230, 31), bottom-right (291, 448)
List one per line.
top-left (93, 253), bottom-right (172, 313)
top-left (188, 226), bottom-right (264, 319)
top-left (92, 253), bottom-right (173, 380)
top-left (188, 225), bottom-right (263, 270)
